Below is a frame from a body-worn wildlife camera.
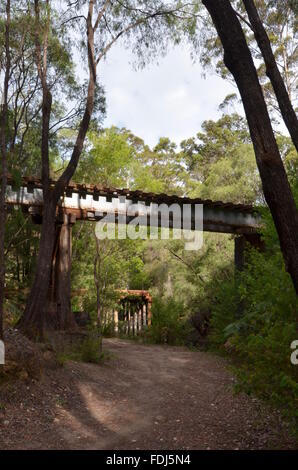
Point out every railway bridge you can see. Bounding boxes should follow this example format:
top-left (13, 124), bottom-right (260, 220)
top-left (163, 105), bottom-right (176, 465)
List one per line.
top-left (5, 176), bottom-right (262, 330)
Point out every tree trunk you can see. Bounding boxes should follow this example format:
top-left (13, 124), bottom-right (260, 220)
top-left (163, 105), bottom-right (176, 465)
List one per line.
top-left (202, 0), bottom-right (298, 294)
top-left (0, 0), bottom-right (11, 341)
top-left (20, 1), bottom-right (97, 338)
top-left (96, 288), bottom-right (103, 354)
top-left (55, 216), bottom-right (75, 329)
top-left (243, 0), bottom-right (298, 152)
top-left (18, 200), bottom-right (57, 339)
top-left (47, 214), bottom-right (76, 330)
top-left (94, 238), bottom-right (103, 353)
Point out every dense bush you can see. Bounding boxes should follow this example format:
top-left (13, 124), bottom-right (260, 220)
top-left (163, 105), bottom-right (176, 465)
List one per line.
top-left (146, 298), bottom-right (193, 346)
top-left (209, 212), bottom-right (298, 424)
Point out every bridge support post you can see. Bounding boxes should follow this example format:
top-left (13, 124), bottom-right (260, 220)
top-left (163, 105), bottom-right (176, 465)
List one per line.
top-left (234, 235), bottom-right (245, 317)
top-left (234, 233), bottom-right (264, 272)
top-left (124, 302), bottom-right (128, 334)
top-left (234, 233), bottom-right (264, 317)
top-left (234, 235), bottom-right (246, 272)
top-left (142, 303), bottom-right (147, 327)
top-left (147, 300), bottom-right (152, 327)
top-left (128, 306), bottom-right (132, 335)
top-left (133, 309), bottom-right (137, 336)
top-left (114, 309), bottom-right (119, 333)
top-left (138, 306), bottom-right (142, 333)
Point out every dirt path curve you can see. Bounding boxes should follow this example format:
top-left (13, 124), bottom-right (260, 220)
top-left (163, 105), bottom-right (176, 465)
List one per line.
top-left (0, 338), bottom-right (296, 450)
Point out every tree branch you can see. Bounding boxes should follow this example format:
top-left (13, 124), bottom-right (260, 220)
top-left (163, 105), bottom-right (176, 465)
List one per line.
top-left (167, 247), bottom-right (205, 283)
top-left (93, 0), bottom-right (112, 32)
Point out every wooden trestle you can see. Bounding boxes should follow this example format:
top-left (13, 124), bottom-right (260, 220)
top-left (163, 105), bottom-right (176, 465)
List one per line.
top-left (112, 290), bottom-right (152, 336)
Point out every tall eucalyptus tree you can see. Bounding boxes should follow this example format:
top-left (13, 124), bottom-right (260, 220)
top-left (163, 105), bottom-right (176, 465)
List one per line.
top-left (202, 0), bottom-right (298, 294)
top-left (18, 0), bottom-right (200, 338)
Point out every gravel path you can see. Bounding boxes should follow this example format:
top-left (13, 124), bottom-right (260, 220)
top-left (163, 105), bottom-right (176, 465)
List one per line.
top-left (0, 338), bottom-right (296, 450)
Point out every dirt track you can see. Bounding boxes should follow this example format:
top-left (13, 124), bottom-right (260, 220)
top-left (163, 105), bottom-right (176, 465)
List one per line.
top-left (0, 338), bottom-right (296, 450)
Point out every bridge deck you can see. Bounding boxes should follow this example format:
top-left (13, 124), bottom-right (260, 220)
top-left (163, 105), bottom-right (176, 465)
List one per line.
top-left (6, 176), bottom-right (261, 234)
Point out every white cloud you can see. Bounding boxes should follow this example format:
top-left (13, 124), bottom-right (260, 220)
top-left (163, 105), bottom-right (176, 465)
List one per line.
top-left (99, 43), bottom-right (237, 148)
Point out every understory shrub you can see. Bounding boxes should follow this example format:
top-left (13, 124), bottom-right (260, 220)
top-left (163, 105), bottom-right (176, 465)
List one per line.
top-left (80, 333), bottom-right (103, 363)
top-left (146, 298), bottom-right (193, 346)
top-left (209, 211), bottom-right (298, 425)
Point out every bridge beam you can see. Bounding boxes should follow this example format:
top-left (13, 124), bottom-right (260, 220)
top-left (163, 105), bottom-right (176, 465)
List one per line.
top-left (6, 182), bottom-right (261, 235)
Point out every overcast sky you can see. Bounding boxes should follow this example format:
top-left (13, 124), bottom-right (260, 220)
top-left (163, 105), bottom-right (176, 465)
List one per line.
top-left (99, 43), bottom-right (237, 149)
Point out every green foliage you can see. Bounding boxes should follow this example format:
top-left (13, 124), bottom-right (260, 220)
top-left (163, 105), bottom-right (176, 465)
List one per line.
top-left (197, 0), bottom-right (297, 118)
top-left (75, 128), bottom-right (135, 187)
top-left (198, 144), bottom-right (258, 204)
top-left (209, 212), bottom-right (298, 422)
top-left (183, 113), bottom-right (261, 204)
top-left (100, 319), bottom-right (116, 338)
top-left (146, 297), bottom-right (193, 346)
top-left (80, 334), bottom-right (103, 364)
top-left (56, 331), bottom-right (105, 366)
